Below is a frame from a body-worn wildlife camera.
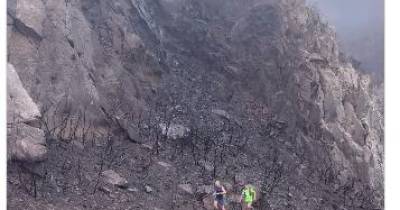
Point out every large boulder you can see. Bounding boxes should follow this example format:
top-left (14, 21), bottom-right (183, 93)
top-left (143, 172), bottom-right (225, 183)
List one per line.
top-left (9, 124), bottom-right (47, 162)
top-left (7, 63), bottom-right (47, 162)
top-left (159, 123), bottom-right (190, 140)
top-left (116, 117), bottom-right (141, 143)
top-left (7, 63), bottom-right (41, 122)
top-left (101, 170), bottom-right (128, 188)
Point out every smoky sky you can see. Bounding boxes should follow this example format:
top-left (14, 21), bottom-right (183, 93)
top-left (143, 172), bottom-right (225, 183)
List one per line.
top-left (306, 0), bottom-right (384, 78)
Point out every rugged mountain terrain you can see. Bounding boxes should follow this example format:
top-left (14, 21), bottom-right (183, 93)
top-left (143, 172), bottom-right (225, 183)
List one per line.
top-left (7, 0), bottom-right (383, 209)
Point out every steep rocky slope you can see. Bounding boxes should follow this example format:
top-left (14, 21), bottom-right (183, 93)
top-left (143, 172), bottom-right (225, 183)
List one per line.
top-left (7, 0), bottom-right (383, 209)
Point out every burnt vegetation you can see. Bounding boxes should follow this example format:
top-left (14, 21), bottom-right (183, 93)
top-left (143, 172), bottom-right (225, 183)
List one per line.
top-left (9, 83), bottom-right (382, 209)
top-left (7, 0), bottom-right (383, 209)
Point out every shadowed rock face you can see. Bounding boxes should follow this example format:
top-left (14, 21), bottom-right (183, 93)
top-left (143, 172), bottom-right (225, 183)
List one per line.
top-left (7, 0), bottom-right (383, 209)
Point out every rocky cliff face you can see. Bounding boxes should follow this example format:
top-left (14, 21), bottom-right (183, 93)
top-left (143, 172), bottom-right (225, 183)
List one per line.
top-left (7, 63), bottom-right (47, 163)
top-left (7, 0), bottom-right (383, 209)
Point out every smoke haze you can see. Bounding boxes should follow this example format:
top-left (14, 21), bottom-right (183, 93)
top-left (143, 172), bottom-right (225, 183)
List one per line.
top-left (307, 0), bottom-right (384, 80)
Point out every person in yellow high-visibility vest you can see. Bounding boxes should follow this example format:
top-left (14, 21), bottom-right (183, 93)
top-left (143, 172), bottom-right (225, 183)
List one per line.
top-left (240, 184), bottom-right (256, 210)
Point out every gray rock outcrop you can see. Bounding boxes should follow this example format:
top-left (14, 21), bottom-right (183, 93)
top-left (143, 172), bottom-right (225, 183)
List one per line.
top-left (7, 63), bottom-right (47, 162)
